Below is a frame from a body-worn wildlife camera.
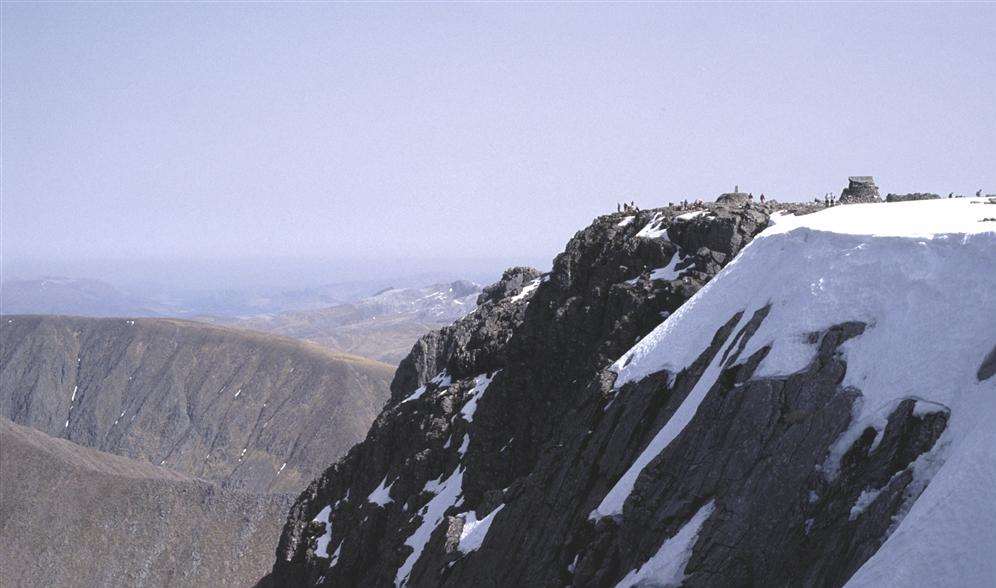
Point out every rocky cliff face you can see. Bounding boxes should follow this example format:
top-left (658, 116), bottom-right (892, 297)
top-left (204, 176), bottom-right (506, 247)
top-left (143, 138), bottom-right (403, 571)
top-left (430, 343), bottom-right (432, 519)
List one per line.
top-left (268, 197), bottom-right (994, 588)
top-left (0, 316), bottom-right (393, 493)
top-left (266, 200), bottom-right (820, 585)
top-left (0, 417), bottom-right (291, 588)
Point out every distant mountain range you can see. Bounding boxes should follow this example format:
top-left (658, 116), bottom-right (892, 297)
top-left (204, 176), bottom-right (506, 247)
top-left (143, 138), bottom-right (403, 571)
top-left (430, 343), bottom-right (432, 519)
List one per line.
top-left (1, 277), bottom-right (484, 365)
top-left (2, 274), bottom-right (478, 315)
top-left (0, 277), bottom-right (172, 317)
top-left (0, 276), bottom-right (372, 318)
top-left (221, 280), bottom-right (483, 364)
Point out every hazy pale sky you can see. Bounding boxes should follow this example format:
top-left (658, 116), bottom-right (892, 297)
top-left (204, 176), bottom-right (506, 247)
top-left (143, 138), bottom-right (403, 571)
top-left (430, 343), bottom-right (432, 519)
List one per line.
top-left (3, 3), bottom-right (994, 274)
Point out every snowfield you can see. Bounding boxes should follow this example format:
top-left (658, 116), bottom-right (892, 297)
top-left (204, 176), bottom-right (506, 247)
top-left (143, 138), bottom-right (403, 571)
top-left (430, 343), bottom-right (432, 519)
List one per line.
top-left (598, 199), bottom-right (996, 586)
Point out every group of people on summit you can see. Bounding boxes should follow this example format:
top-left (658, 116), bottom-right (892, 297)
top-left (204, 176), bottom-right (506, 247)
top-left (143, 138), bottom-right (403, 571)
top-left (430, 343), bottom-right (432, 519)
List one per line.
top-left (616, 187), bottom-right (988, 216)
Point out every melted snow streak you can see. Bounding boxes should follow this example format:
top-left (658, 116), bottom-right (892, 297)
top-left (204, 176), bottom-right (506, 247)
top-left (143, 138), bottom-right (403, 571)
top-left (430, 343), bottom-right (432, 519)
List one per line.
top-left (615, 500), bottom-right (715, 587)
top-left (597, 199), bottom-right (996, 585)
top-left (395, 467), bottom-right (465, 586)
top-left (402, 371), bottom-right (452, 404)
top-left (460, 372), bottom-right (496, 423)
top-left (592, 313), bottom-right (741, 519)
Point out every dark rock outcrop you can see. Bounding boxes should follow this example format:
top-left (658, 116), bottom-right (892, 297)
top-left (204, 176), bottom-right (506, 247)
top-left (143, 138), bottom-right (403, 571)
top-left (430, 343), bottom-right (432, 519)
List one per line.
top-left (885, 192), bottom-right (940, 202)
top-left (388, 267), bottom-right (541, 406)
top-left (979, 344), bottom-right (996, 381)
top-left (267, 200), bottom-right (846, 586)
top-left (0, 316), bottom-right (393, 493)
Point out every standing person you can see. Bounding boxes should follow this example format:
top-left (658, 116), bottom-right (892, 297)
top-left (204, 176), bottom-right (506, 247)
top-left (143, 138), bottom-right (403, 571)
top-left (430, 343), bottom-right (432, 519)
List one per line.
top-left (824, 195), bottom-right (829, 207)
top-left (978, 189), bottom-right (983, 197)
top-left (760, 193), bottom-right (766, 204)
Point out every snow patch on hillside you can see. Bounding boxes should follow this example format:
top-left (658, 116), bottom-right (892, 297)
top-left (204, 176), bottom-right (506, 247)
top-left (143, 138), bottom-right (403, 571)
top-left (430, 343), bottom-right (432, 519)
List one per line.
top-left (313, 505), bottom-right (333, 558)
top-left (458, 504), bottom-right (505, 554)
top-left (625, 252), bottom-right (687, 285)
top-left (367, 475), bottom-right (394, 507)
top-left (635, 212), bottom-right (669, 239)
top-left (509, 278), bottom-right (541, 303)
top-left (675, 210), bottom-right (710, 222)
top-left (615, 500), bottom-right (715, 587)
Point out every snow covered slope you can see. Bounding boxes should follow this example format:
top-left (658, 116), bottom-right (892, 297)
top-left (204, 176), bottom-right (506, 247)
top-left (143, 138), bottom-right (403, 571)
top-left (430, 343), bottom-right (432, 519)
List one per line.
top-left (604, 198), bottom-right (996, 586)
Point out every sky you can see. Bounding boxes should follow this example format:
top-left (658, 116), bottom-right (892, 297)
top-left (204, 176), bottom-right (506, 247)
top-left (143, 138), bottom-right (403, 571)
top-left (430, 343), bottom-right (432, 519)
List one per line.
top-left (2, 2), bottom-right (994, 288)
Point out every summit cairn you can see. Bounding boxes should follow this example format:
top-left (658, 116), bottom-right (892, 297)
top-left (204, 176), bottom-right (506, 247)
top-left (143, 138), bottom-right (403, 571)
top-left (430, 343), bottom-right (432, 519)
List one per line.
top-left (839, 176), bottom-right (882, 204)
